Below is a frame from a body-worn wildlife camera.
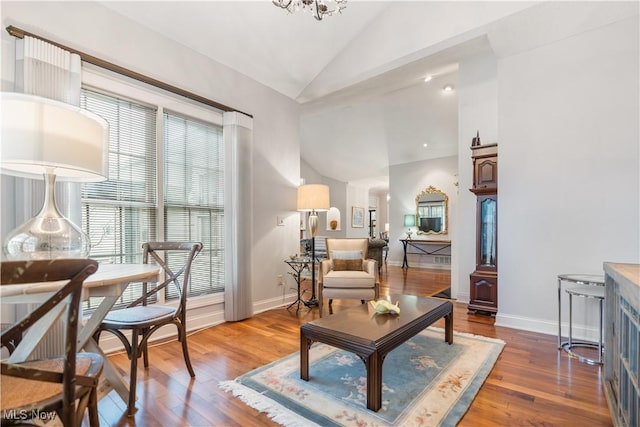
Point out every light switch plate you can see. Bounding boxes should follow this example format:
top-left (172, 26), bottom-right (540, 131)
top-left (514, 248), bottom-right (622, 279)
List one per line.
top-left (277, 216), bottom-right (285, 226)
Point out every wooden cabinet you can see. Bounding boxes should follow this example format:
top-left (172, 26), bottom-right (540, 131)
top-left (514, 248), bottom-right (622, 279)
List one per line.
top-left (603, 263), bottom-right (639, 427)
top-left (469, 143), bottom-right (498, 315)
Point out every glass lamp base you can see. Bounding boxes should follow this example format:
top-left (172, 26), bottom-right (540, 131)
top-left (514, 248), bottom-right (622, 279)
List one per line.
top-left (4, 214), bottom-right (90, 260)
top-left (3, 172), bottom-right (89, 260)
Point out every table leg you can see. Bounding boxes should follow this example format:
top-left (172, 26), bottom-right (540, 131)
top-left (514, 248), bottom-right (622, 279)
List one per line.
top-left (557, 277), bottom-right (562, 349)
top-left (445, 308), bottom-right (453, 345)
top-left (366, 351), bottom-right (383, 411)
top-left (300, 332), bottom-right (310, 381)
top-left (78, 290), bottom-right (131, 405)
top-left (84, 338), bottom-right (131, 404)
top-left (402, 240), bottom-right (409, 268)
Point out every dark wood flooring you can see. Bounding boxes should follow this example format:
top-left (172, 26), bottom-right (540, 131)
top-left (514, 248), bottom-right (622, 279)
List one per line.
top-left (95, 265), bottom-right (612, 426)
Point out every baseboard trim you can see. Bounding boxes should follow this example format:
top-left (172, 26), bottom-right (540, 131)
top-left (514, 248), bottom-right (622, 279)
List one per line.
top-left (496, 312), bottom-right (602, 343)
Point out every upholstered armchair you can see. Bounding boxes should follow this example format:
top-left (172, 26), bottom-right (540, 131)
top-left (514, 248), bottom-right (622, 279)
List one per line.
top-left (318, 238), bottom-right (379, 316)
top-left (367, 238), bottom-right (388, 271)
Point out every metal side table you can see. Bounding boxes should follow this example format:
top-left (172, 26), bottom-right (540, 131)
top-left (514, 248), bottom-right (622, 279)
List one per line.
top-left (557, 274), bottom-right (605, 365)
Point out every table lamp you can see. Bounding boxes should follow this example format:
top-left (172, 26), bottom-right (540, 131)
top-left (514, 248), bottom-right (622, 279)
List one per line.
top-left (1, 92), bottom-right (109, 260)
top-left (404, 214), bottom-right (416, 239)
top-left (297, 184), bottom-right (330, 306)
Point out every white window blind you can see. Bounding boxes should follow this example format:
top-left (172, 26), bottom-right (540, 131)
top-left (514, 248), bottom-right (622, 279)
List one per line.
top-left (81, 89), bottom-right (157, 262)
top-left (81, 89), bottom-right (158, 307)
top-left (164, 112), bottom-right (225, 297)
top-left (79, 84), bottom-right (225, 306)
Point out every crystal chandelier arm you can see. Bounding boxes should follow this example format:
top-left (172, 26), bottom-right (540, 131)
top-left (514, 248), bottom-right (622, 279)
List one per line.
top-left (273, 0), bottom-right (347, 21)
top-left (272, 0), bottom-right (294, 11)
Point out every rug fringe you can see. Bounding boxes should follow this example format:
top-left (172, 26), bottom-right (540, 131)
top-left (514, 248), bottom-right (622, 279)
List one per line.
top-left (429, 326), bottom-right (506, 346)
top-left (219, 380), bottom-right (321, 427)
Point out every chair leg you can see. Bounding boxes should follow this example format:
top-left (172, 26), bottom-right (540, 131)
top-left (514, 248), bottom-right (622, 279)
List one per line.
top-left (178, 323), bottom-right (196, 377)
top-left (128, 329), bottom-right (139, 416)
top-left (87, 384), bottom-right (100, 427)
top-left (142, 327), bottom-right (150, 368)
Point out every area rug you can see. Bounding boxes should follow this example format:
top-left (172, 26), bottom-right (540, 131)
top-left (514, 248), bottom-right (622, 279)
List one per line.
top-left (219, 327), bottom-right (505, 427)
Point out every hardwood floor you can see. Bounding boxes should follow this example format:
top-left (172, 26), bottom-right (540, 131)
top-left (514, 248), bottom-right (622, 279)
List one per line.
top-left (96, 265), bottom-right (612, 426)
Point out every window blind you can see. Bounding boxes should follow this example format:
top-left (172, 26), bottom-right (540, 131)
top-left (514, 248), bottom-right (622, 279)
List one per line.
top-left (81, 89), bottom-right (157, 262)
top-left (80, 89), bottom-right (158, 307)
top-left (164, 112), bottom-right (225, 297)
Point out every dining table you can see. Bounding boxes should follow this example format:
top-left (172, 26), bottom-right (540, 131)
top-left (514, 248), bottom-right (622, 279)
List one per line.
top-left (1, 262), bottom-right (161, 405)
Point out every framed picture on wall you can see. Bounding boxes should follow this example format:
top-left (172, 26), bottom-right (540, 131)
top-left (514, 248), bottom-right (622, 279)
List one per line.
top-left (351, 207), bottom-right (364, 228)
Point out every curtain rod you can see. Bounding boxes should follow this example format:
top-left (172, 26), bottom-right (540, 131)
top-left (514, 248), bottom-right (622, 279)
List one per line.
top-left (6, 25), bottom-right (253, 118)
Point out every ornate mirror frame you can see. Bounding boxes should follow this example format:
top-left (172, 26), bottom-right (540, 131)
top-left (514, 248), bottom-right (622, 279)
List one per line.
top-left (415, 186), bottom-right (448, 235)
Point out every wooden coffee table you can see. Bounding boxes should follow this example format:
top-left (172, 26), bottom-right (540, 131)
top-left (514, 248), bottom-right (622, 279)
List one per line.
top-left (300, 294), bottom-right (453, 411)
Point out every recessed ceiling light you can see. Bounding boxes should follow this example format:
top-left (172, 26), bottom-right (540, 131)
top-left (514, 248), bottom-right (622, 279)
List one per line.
top-left (423, 143), bottom-right (428, 148)
top-left (443, 84), bottom-right (454, 92)
top-left (423, 75), bottom-right (433, 83)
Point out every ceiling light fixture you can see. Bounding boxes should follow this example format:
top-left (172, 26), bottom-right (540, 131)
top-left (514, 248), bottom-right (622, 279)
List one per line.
top-left (423, 75), bottom-right (433, 83)
top-left (272, 0), bottom-right (347, 21)
top-left (443, 84), bottom-right (455, 93)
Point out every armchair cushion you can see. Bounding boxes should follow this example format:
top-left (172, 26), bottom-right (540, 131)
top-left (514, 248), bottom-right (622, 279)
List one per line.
top-left (324, 269), bottom-right (376, 288)
top-left (333, 258), bottom-right (363, 271)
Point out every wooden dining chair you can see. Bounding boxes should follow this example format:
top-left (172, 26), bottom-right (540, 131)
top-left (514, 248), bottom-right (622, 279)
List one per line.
top-left (1, 259), bottom-right (104, 427)
top-left (94, 241), bottom-right (203, 415)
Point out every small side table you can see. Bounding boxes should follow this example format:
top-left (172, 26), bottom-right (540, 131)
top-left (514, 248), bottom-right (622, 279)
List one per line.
top-left (284, 258), bottom-right (314, 313)
top-left (557, 274), bottom-right (605, 365)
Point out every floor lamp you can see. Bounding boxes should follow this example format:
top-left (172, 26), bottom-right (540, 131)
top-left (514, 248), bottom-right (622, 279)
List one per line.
top-left (1, 93), bottom-right (109, 260)
top-left (297, 184), bottom-right (330, 306)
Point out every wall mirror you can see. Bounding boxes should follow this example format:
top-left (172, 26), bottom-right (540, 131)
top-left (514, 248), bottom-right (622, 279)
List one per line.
top-left (415, 186), bottom-right (448, 235)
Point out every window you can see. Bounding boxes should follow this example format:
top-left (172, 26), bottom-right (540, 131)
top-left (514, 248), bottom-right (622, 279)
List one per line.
top-left (80, 85), bottom-right (225, 307)
top-left (163, 112), bottom-right (225, 297)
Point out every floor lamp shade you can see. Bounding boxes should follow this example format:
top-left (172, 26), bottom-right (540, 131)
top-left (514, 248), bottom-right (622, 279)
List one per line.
top-left (1, 92), bottom-right (109, 259)
top-left (297, 184), bottom-right (330, 237)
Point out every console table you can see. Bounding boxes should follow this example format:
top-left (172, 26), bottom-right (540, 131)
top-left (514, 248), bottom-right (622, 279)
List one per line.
top-left (603, 263), bottom-right (639, 427)
top-left (400, 239), bottom-right (451, 268)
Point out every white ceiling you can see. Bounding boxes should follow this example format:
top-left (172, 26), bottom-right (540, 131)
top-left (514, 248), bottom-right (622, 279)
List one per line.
top-left (99, 1), bottom-right (537, 189)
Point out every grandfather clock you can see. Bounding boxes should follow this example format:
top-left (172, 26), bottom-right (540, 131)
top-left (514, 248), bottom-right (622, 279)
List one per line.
top-left (468, 142), bottom-right (498, 315)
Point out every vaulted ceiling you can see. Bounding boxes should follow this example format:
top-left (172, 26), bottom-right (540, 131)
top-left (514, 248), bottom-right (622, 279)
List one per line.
top-left (99, 1), bottom-right (538, 189)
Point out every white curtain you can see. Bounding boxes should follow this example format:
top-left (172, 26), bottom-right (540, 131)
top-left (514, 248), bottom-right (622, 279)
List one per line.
top-left (223, 112), bottom-right (254, 321)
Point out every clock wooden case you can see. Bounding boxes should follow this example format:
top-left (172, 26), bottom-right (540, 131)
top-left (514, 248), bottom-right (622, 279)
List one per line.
top-left (469, 143), bottom-right (498, 315)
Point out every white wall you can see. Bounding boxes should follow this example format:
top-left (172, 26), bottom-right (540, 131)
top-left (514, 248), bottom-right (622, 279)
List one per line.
top-left (456, 51), bottom-right (499, 303)
top-left (491, 2), bottom-right (639, 338)
top-left (1, 1), bottom-right (302, 318)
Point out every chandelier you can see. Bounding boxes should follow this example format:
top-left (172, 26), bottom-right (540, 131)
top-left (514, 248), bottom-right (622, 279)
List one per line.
top-left (272, 0), bottom-right (347, 21)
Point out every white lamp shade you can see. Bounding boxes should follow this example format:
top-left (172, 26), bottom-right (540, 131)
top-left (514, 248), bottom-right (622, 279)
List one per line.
top-left (297, 184), bottom-right (330, 212)
top-left (404, 214), bottom-right (416, 227)
top-left (1, 92), bottom-right (109, 181)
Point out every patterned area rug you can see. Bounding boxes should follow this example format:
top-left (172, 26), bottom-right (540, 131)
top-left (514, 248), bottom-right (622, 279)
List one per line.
top-left (220, 327), bottom-right (505, 427)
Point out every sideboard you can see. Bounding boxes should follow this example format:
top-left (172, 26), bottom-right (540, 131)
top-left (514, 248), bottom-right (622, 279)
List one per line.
top-left (603, 262), bottom-right (639, 427)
